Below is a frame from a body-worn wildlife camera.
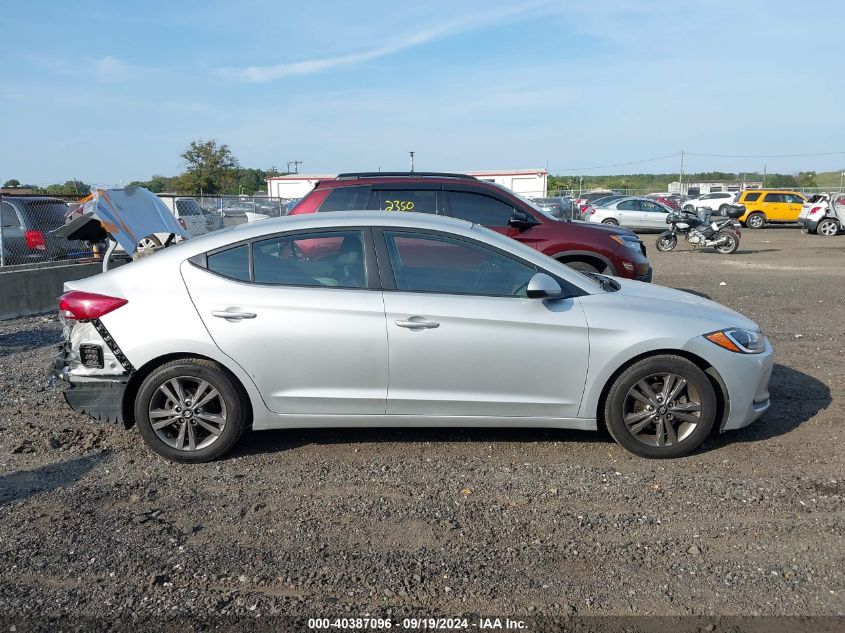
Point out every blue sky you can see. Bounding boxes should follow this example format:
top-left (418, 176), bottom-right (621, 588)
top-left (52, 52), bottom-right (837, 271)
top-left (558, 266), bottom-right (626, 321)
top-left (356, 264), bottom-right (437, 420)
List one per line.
top-left (2, 0), bottom-right (844, 186)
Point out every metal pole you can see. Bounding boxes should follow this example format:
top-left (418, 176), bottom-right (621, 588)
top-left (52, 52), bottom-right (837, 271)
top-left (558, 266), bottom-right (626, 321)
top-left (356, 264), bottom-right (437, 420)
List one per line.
top-left (409, 151), bottom-right (415, 173)
top-left (0, 192), bottom-right (5, 267)
top-left (840, 171), bottom-right (844, 192)
top-left (678, 150), bottom-right (684, 195)
top-left (762, 165), bottom-right (767, 188)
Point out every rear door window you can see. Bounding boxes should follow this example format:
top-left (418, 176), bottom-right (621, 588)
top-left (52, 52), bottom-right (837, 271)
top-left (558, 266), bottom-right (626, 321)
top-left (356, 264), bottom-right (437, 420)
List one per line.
top-left (763, 193), bottom-right (785, 203)
top-left (616, 199), bottom-right (638, 211)
top-left (317, 186), bottom-right (371, 212)
top-left (252, 230), bottom-right (366, 288)
top-left (373, 190), bottom-right (438, 214)
top-left (446, 192), bottom-right (515, 227)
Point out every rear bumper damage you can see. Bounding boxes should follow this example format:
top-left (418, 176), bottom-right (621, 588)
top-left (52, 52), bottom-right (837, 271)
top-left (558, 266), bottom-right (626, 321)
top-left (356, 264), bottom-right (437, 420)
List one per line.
top-left (49, 319), bottom-right (133, 426)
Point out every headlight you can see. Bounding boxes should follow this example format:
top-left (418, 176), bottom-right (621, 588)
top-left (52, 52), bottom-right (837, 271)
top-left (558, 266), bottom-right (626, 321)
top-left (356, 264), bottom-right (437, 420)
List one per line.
top-left (705, 328), bottom-right (766, 354)
top-left (610, 234), bottom-right (643, 253)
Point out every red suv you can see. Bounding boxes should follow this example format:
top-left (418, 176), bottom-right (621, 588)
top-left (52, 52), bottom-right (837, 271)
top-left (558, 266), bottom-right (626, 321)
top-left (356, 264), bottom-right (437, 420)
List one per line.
top-left (290, 172), bottom-right (652, 281)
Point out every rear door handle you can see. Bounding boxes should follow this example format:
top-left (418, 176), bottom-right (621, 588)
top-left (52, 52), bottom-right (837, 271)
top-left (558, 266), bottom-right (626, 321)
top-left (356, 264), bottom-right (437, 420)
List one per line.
top-left (212, 310), bottom-right (257, 320)
top-left (395, 318), bottom-right (440, 330)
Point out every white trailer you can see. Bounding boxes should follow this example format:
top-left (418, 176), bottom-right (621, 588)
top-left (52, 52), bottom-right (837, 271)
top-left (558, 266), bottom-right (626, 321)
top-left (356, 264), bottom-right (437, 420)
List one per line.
top-left (267, 169), bottom-right (548, 199)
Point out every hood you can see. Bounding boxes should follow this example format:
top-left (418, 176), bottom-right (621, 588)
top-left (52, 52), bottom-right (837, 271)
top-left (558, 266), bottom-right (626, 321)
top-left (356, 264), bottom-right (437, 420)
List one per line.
top-left (560, 219), bottom-right (638, 237)
top-left (613, 278), bottom-right (760, 331)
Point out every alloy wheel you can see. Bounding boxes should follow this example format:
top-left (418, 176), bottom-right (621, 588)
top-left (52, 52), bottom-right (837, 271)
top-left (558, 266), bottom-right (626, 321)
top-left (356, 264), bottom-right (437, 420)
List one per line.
top-left (622, 372), bottom-right (702, 447)
top-left (148, 376), bottom-right (227, 451)
top-left (818, 220), bottom-right (838, 236)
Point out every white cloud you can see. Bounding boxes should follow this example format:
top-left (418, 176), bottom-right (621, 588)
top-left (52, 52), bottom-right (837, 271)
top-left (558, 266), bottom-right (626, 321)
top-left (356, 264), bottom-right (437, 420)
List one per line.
top-left (217, 1), bottom-right (549, 82)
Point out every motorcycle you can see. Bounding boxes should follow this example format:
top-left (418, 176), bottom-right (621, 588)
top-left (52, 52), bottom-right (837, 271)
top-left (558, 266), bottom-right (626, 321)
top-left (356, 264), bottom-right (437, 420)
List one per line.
top-left (656, 205), bottom-right (743, 254)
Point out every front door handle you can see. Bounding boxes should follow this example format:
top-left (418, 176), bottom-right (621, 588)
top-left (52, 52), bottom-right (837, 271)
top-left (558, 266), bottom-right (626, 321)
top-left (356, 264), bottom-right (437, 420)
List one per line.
top-left (395, 318), bottom-right (440, 330)
top-left (212, 310), bottom-right (257, 320)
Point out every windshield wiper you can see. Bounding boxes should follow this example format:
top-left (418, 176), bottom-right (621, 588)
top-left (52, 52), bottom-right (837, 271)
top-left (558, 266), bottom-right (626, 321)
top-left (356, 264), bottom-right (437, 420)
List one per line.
top-left (584, 271), bottom-right (620, 292)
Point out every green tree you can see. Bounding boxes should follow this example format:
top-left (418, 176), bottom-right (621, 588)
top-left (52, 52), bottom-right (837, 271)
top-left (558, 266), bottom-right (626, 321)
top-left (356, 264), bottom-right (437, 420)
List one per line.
top-left (3, 178), bottom-right (20, 188)
top-left (179, 139), bottom-right (239, 194)
top-left (797, 171), bottom-right (817, 187)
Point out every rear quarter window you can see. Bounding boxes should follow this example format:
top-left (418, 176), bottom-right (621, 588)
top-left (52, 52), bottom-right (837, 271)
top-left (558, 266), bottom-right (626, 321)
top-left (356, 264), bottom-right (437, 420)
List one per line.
top-left (207, 244), bottom-right (250, 281)
top-left (742, 192), bottom-right (761, 202)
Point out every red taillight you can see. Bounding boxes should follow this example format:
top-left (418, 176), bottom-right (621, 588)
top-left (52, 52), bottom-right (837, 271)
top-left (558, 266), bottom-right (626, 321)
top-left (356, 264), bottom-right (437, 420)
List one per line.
top-left (809, 206), bottom-right (821, 215)
top-left (25, 230), bottom-right (46, 251)
top-left (588, 206), bottom-right (596, 215)
top-left (58, 291), bottom-right (127, 321)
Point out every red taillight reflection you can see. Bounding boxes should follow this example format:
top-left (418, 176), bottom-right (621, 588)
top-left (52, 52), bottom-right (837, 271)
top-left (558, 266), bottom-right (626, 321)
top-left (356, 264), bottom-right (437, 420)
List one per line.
top-left (25, 230), bottom-right (46, 251)
top-left (58, 291), bottom-right (128, 321)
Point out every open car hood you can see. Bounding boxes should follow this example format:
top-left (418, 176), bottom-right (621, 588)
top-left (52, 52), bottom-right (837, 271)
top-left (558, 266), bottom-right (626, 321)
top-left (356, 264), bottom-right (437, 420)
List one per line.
top-left (52, 187), bottom-right (188, 256)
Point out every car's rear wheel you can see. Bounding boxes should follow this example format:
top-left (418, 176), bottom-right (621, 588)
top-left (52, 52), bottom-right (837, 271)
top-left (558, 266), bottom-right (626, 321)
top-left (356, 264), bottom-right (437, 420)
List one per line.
top-left (604, 355), bottom-right (717, 458)
top-left (601, 218), bottom-right (619, 226)
top-left (562, 260), bottom-right (601, 274)
top-left (745, 212), bottom-right (766, 229)
top-left (134, 359), bottom-right (247, 462)
top-left (817, 218), bottom-right (839, 236)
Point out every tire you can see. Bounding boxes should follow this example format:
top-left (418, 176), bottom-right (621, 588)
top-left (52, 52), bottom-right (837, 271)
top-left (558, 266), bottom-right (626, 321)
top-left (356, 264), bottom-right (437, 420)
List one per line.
top-left (136, 235), bottom-right (162, 257)
top-left (655, 233), bottom-right (678, 252)
top-left (563, 260), bottom-right (600, 274)
top-left (601, 218), bottom-right (619, 226)
top-left (714, 229), bottom-right (739, 254)
top-left (745, 212), bottom-right (766, 229)
top-left (817, 218), bottom-right (839, 237)
top-left (604, 355), bottom-right (717, 458)
top-left (134, 358), bottom-right (247, 462)
top-left (718, 204), bottom-right (729, 214)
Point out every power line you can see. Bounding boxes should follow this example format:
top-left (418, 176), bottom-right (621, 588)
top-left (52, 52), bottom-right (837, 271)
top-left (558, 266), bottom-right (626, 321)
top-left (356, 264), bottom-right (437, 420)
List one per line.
top-left (556, 152), bottom-right (681, 172)
top-left (686, 151), bottom-right (845, 159)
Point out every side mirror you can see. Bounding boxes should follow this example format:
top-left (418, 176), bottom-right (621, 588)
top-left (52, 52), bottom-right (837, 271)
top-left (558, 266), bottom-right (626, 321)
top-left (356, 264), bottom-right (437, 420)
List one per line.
top-left (507, 211), bottom-right (538, 230)
top-left (527, 273), bottom-right (563, 299)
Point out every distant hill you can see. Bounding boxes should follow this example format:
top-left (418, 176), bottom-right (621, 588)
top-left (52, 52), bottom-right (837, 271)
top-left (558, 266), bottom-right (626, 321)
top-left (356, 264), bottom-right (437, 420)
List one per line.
top-left (813, 170), bottom-right (844, 188)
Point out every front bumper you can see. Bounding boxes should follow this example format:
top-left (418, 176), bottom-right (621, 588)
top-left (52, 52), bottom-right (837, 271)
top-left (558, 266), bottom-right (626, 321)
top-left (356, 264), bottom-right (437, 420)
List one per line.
top-left (682, 334), bottom-right (774, 432)
top-left (636, 266), bottom-right (653, 283)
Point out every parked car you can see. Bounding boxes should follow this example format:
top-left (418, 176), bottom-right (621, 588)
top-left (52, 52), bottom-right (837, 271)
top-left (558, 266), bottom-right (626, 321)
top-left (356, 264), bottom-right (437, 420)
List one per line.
top-left (645, 193), bottom-right (681, 210)
top-left (532, 197), bottom-right (574, 220)
top-left (574, 190), bottom-right (615, 215)
top-left (0, 197), bottom-right (91, 265)
top-left (289, 172), bottom-right (652, 280)
top-left (53, 211), bottom-right (773, 462)
top-left (735, 190), bottom-right (806, 229)
top-left (577, 194), bottom-right (626, 220)
top-left (156, 196), bottom-right (208, 237)
top-left (587, 197), bottom-right (672, 231)
top-left (682, 192), bottom-right (739, 214)
top-left (799, 193), bottom-right (843, 236)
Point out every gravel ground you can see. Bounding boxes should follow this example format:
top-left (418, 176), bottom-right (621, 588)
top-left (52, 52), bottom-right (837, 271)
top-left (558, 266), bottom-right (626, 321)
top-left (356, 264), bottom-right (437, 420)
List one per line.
top-left (0, 226), bottom-right (842, 629)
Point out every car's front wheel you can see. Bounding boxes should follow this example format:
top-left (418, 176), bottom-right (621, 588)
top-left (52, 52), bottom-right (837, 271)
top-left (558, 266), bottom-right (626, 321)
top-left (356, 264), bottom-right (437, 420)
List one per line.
top-left (604, 355), bottom-right (717, 458)
top-left (134, 358), bottom-right (247, 462)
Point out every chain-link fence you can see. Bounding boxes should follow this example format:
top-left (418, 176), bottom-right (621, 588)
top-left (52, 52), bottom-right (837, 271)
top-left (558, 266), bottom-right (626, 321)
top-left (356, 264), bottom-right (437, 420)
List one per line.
top-left (0, 193), bottom-right (295, 267)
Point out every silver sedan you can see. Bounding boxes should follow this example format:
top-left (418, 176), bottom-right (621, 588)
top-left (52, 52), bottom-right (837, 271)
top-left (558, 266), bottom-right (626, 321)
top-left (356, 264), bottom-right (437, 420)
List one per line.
top-left (53, 211), bottom-right (773, 462)
top-left (587, 197), bottom-right (672, 231)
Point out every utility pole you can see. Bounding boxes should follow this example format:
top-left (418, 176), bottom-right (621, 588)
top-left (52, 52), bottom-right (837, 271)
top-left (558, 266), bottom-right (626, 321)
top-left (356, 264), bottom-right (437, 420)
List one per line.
top-left (409, 151), bottom-right (415, 173)
top-left (762, 165), bottom-right (767, 188)
top-left (286, 161), bottom-right (302, 174)
top-left (678, 150), bottom-right (685, 196)
top-left (840, 170), bottom-right (844, 192)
